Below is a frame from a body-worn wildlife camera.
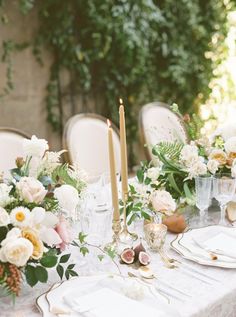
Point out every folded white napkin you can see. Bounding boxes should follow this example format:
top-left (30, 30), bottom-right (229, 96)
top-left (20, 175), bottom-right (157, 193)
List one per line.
top-left (65, 287), bottom-right (166, 317)
top-left (193, 232), bottom-right (236, 259)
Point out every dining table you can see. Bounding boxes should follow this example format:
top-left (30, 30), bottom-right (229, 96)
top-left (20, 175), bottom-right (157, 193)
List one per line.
top-left (2, 205), bottom-right (236, 317)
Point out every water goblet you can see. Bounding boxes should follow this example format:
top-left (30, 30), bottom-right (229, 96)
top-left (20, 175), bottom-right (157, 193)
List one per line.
top-left (194, 176), bottom-right (212, 227)
top-left (213, 174), bottom-right (236, 226)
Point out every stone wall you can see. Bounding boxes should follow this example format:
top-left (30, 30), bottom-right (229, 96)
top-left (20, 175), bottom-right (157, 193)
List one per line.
top-left (0, 3), bottom-right (61, 150)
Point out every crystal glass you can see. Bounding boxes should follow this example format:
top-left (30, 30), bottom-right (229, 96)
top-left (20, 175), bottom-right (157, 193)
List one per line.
top-left (80, 193), bottom-right (112, 246)
top-left (194, 176), bottom-right (212, 227)
top-left (213, 174), bottom-right (236, 226)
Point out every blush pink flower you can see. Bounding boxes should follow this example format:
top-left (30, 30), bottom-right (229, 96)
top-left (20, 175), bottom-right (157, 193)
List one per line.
top-left (55, 216), bottom-right (73, 251)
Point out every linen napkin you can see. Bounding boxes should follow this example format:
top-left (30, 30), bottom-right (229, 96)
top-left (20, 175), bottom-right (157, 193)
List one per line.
top-left (64, 287), bottom-right (167, 317)
top-left (193, 232), bottom-right (236, 259)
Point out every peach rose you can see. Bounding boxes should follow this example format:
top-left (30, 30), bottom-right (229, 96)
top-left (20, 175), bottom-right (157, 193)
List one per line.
top-left (151, 190), bottom-right (176, 215)
top-left (55, 216), bottom-right (74, 251)
top-left (17, 177), bottom-right (47, 204)
top-left (22, 228), bottom-right (44, 260)
top-left (209, 149), bottom-right (227, 166)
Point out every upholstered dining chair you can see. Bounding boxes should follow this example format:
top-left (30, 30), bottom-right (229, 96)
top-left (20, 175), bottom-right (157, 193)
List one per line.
top-left (0, 127), bottom-right (29, 176)
top-left (63, 113), bottom-right (121, 183)
top-left (139, 102), bottom-right (188, 160)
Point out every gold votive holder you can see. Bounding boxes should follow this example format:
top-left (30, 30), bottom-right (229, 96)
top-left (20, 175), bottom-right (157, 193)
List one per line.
top-left (144, 223), bottom-right (167, 251)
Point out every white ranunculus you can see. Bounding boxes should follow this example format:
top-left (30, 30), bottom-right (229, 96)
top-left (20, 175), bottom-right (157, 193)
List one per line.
top-left (17, 177), bottom-right (47, 204)
top-left (225, 137), bottom-right (236, 154)
top-left (39, 227), bottom-right (62, 247)
top-left (31, 207), bottom-right (46, 225)
top-left (0, 207), bottom-right (10, 226)
top-left (0, 183), bottom-right (13, 207)
top-left (146, 167), bottom-right (160, 181)
top-left (0, 237), bottom-right (33, 267)
top-left (188, 160), bottom-right (207, 179)
top-left (54, 185), bottom-right (79, 214)
top-left (23, 135), bottom-right (49, 158)
top-left (207, 159), bottom-right (219, 174)
top-left (180, 144), bottom-right (199, 167)
top-left (151, 190), bottom-right (176, 215)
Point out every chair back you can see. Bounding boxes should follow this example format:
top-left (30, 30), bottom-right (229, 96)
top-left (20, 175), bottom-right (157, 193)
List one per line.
top-left (63, 114), bottom-right (121, 182)
top-left (139, 102), bottom-right (188, 160)
top-left (0, 128), bottom-right (29, 176)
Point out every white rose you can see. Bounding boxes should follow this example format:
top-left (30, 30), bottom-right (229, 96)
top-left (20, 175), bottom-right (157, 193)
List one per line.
top-left (146, 167), bottom-right (160, 181)
top-left (180, 144), bottom-right (199, 167)
top-left (209, 149), bottom-right (227, 165)
top-left (23, 135), bottom-right (48, 158)
top-left (39, 227), bottom-right (62, 247)
top-left (54, 185), bottom-right (79, 214)
top-left (225, 137), bottom-right (236, 154)
top-left (0, 183), bottom-right (13, 207)
top-left (0, 207), bottom-right (10, 226)
top-left (188, 160), bottom-right (207, 179)
top-left (0, 237), bottom-right (33, 267)
top-left (17, 177), bottom-right (47, 204)
top-left (207, 159), bottom-right (219, 174)
top-left (151, 190), bottom-right (176, 214)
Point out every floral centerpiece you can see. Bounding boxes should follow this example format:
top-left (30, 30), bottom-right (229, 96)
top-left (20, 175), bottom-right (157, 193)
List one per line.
top-left (125, 105), bottom-right (236, 227)
top-left (0, 136), bottom-right (86, 298)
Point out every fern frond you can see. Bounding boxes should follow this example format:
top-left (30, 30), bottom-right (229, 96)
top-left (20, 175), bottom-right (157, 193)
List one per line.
top-left (153, 141), bottom-right (184, 161)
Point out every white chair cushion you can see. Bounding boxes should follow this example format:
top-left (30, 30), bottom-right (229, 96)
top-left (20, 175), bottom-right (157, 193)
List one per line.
top-left (0, 130), bottom-right (26, 176)
top-left (65, 116), bottom-right (121, 182)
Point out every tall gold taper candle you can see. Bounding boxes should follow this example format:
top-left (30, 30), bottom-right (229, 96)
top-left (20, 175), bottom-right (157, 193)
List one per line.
top-left (119, 99), bottom-right (129, 199)
top-left (118, 99), bottom-right (138, 243)
top-left (107, 119), bottom-right (120, 222)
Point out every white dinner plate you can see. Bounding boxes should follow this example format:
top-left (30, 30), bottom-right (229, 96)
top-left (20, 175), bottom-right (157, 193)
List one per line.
top-left (171, 225), bottom-right (236, 268)
top-left (39, 274), bottom-right (178, 317)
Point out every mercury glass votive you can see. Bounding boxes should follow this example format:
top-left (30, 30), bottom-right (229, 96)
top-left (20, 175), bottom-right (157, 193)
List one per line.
top-left (144, 223), bottom-right (167, 251)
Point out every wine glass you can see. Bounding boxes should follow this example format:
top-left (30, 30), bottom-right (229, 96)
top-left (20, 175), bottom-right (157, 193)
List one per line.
top-left (213, 174), bottom-right (236, 226)
top-left (194, 176), bottom-right (212, 227)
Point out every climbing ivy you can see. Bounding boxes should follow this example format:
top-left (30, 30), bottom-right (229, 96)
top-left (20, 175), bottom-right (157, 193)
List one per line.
top-left (0, 0), bottom-right (233, 165)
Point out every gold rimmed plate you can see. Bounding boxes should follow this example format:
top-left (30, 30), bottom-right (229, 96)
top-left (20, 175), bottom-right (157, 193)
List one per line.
top-left (171, 226), bottom-right (236, 268)
top-left (36, 282), bottom-right (62, 317)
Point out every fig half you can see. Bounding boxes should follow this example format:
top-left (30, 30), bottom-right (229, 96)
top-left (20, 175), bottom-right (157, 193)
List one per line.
top-left (120, 248), bottom-right (135, 264)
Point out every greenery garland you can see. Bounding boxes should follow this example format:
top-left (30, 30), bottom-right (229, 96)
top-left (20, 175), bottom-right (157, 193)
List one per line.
top-left (0, 0), bottom-right (233, 165)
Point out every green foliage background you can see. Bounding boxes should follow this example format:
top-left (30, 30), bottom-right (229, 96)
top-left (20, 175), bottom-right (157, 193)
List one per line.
top-left (0, 0), bottom-right (233, 165)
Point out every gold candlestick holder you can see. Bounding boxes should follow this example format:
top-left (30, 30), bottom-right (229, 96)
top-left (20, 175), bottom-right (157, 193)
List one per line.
top-left (119, 192), bottom-right (138, 244)
top-left (105, 218), bottom-right (122, 251)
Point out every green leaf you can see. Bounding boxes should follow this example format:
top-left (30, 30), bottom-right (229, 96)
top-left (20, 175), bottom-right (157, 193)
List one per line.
top-left (184, 182), bottom-right (193, 199)
top-left (68, 270), bottom-right (78, 277)
top-left (97, 254), bottom-right (105, 261)
top-left (80, 246), bottom-right (89, 256)
top-left (56, 264), bottom-right (64, 280)
top-left (106, 247), bottom-right (116, 260)
top-left (35, 266), bottom-right (48, 283)
top-left (67, 264), bottom-right (75, 270)
top-left (78, 232), bottom-right (87, 244)
top-left (65, 269), bottom-right (70, 280)
top-left (60, 254), bottom-right (70, 263)
top-left (25, 265), bottom-right (38, 287)
top-left (168, 173), bottom-right (182, 195)
top-left (40, 256), bottom-right (57, 268)
top-left (137, 169), bottom-right (144, 183)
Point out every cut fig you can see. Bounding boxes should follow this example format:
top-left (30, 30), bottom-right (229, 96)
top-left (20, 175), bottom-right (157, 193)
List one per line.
top-left (120, 248), bottom-right (135, 264)
top-left (133, 239), bottom-right (146, 261)
top-left (138, 251), bottom-right (150, 266)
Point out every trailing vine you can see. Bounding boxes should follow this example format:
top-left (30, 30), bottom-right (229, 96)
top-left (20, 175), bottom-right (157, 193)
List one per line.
top-left (0, 0), bottom-right (233, 165)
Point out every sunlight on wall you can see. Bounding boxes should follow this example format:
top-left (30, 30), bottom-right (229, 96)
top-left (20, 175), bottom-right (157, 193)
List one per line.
top-left (200, 11), bottom-right (236, 136)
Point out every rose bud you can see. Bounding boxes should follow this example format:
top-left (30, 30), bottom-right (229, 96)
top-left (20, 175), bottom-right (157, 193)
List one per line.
top-left (15, 157), bottom-right (25, 168)
top-left (183, 114), bottom-right (190, 123)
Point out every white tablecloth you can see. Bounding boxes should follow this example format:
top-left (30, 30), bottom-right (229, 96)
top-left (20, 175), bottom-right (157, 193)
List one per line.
top-left (2, 215), bottom-right (236, 317)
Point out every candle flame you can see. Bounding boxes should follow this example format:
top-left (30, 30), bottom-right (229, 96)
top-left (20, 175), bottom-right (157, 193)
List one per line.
top-left (119, 98), bottom-right (123, 105)
top-left (107, 119), bottom-right (111, 127)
